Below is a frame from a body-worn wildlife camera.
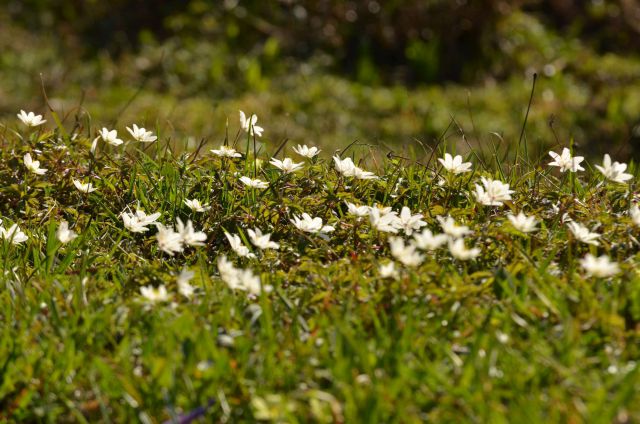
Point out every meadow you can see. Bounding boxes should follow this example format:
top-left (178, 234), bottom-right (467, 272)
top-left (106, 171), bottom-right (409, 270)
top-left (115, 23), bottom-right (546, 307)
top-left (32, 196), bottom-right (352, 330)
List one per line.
top-left (0, 106), bottom-right (639, 422)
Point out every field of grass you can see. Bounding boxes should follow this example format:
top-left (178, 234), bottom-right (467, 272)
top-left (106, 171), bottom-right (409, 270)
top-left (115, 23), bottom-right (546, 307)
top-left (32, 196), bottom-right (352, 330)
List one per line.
top-left (0, 107), bottom-right (639, 422)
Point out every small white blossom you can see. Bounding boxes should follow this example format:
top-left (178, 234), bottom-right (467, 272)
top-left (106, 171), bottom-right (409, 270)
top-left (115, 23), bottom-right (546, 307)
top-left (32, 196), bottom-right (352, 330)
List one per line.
top-left (333, 156), bottom-right (377, 180)
top-left (437, 216), bottom-right (472, 238)
top-left (239, 110), bottom-right (264, 137)
top-left (291, 213), bottom-right (335, 234)
top-left (438, 153), bottom-right (472, 174)
top-left (140, 285), bottom-right (170, 303)
top-left (73, 179), bottom-right (97, 193)
top-left (369, 208), bottom-right (400, 233)
top-left (595, 154), bottom-right (632, 183)
top-left (155, 223), bottom-right (184, 256)
top-left (507, 212), bottom-right (538, 233)
top-left (224, 232), bottom-right (256, 258)
top-left (474, 177), bottom-right (514, 206)
top-left (379, 262), bottom-right (400, 279)
top-left (269, 157), bottom-right (304, 174)
top-left (176, 268), bottom-right (196, 299)
top-left (217, 255), bottom-right (269, 295)
top-left (397, 206), bottom-right (427, 236)
top-left (17, 110), bottom-right (46, 127)
top-left (548, 148), bottom-right (584, 173)
top-left (0, 224), bottom-right (28, 245)
top-left (126, 124), bottom-right (157, 143)
top-left (98, 128), bottom-right (124, 146)
top-left (567, 222), bottom-right (600, 246)
top-left (121, 209), bottom-right (161, 233)
top-left (211, 145), bottom-right (242, 158)
top-left (176, 218), bottom-right (207, 247)
top-left (293, 144), bottom-right (320, 158)
top-left (247, 228), bottom-right (279, 250)
top-left (580, 254), bottom-right (619, 278)
top-left (23, 153), bottom-right (47, 175)
top-left (333, 156), bottom-right (357, 177)
top-left (352, 166), bottom-right (378, 180)
top-left (56, 221), bottom-right (78, 244)
top-left (345, 202), bottom-right (370, 218)
top-left (239, 176), bottom-right (269, 189)
top-left (184, 199), bottom-right (211, 212)
top-left (413, 229), bottom-right (448, 250)
top-left (448, 238), bottom-right (481, 261)
top-left (388, 237), bottom-right (424, 267)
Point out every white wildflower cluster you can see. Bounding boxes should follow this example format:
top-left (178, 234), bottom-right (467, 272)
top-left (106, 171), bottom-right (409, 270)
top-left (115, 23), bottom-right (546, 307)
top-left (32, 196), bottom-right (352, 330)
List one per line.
top-left (6, 108), bottom-right (638, 313)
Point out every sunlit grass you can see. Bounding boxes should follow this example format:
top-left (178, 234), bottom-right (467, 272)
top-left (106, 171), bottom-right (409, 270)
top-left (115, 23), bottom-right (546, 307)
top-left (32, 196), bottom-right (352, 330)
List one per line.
top-left (0, 110), bottom-right (639, 422)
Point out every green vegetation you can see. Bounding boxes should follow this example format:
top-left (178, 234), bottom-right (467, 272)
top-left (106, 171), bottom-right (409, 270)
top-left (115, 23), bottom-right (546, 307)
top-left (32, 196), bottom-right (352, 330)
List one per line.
top-left (2, 1), bottom-right (640, 422)
top-left (0, 112), bottom-right (639, 422)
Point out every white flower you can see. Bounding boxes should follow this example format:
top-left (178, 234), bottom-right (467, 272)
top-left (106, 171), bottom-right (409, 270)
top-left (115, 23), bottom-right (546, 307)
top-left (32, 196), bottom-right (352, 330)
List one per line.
top-left (218, 255), bottom-right (239, 285)
top-left (217, 255), bottom-right (269, 295)
top-left (239, 176), bottom-right (269, 189)
top-left (353, 166), bottom-right (378, 180)
top-left (56, 221), bottom-right (78, 244)
top-left (580, 254), bottom-right (620, 278)
top-left (176, 218), bottom-right (207, 247)
top-left (184, 199), bottom-right (211, 212)
top-left (379, 262), bottom-right (400, 279)
top-left (438, 153), bottom-right (472, 174)
top-left (247, 228), bottom-right (279, 250)
top-left (345, 202), bottom-right (370, 218)
top-left (291, 213), bottom-right (335, 234)
top-left (73, 179), bottom-right (97, 193)
top-left (155, 223), bottom-right (184, 256)
top-left (448, 238), bottom-right (481, 260)
top-left (567, 222), bottom-right (600, 246)
top-left (333, 156), bottom-right (357, 177)
top-left (474, 177), bottom-right (514, 206)
top-left (0, 224), bottom-right (28, 245)
top-left (507, 212), bottom-right (538, 233)
top-left (17, 110), bottom-right (46, 127)
top-left (369, 208), bottom-right (400, 233)
top-left (630, 205), bottom-right (640, 226)
top-left (437, 216), bottom-right (472, 238)
top-left (333, 156), bottom-right (376, 179)
top-left (239, 110), bottom-right (264, 137)
top-left (548, 148), bottom-right (584, 172)
top-left (121, 209), bottom-right (161, 233)
top-left (595, 154), bottom-right (632, 183)
top-left (23, 153), bottom-right (47, 175)
top-left (210, 145), bottom-right (242, 158)
top-left (126, 124), bottom-right (157, 143)
top-left (224, 232), bottom-right (256, 258)
top-left (397, 206), bottom-right (427, 236)
top-left (140, 285), bottom-right (170, 303)
top-left (176, 268), bottom-right (196, 299)
top-left (388, 237), bottom-right (424, 267)
top-left (413, 229), bottom-right (448, 250)
top-left (98, 128), bottom-right (124, 146)
top-left (293, 144), bottom-right (320, 158)
top-left (269, 157), bottom-right (304, 174)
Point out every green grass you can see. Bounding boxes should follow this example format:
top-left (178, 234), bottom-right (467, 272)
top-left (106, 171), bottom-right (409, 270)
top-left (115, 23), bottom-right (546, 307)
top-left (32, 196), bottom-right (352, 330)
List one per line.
top-left (0, 113), bottom-right (639, 423)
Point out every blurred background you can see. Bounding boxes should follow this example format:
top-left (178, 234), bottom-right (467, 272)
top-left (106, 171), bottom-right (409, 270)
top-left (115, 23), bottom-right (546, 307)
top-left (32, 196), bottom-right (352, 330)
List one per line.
top-left (1, 0), bottom-right (640, 160)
